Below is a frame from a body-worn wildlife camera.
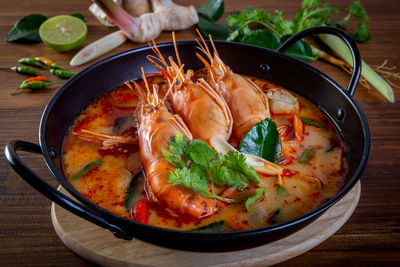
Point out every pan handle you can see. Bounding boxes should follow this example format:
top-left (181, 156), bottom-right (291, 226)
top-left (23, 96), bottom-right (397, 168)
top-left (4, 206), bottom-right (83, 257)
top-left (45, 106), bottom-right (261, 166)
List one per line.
top-left (277, 26), bottom-right (361, 97)
top-left (4, 140), bottom-right (133, 240)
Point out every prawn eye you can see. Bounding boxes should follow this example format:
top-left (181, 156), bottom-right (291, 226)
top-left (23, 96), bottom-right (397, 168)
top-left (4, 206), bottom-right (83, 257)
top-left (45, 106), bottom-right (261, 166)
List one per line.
top-left (145, 104), bottom-right (152, 109)
top-left (216, 70), bottom-right (222, 76)
top-left (175, 79), bottom-right (181, 85)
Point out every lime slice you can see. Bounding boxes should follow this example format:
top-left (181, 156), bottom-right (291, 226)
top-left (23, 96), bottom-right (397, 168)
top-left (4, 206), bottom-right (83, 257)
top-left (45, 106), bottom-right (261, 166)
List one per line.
top-left (39, 15), bottom-right (87, 52)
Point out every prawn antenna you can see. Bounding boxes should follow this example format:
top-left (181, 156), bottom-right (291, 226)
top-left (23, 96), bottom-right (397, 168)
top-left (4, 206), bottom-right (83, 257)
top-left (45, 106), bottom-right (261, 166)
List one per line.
top-left (172, 31), bottom-right (182, 68)
top-left (141, 67), bottom-right (151, 103)
top-left (208, 34), bottom-right (221, 58)
top-left (148, 39), bottom-right (169, 68)
top-left (127, 81), bottom-right (146, 104)
top-left (195, 28), bottom-right (213, 62)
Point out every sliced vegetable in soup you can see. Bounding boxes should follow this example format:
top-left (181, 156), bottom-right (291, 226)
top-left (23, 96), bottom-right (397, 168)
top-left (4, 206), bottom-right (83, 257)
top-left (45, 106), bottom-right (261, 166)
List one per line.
top-left (62, 74), bottom-right (347, 231)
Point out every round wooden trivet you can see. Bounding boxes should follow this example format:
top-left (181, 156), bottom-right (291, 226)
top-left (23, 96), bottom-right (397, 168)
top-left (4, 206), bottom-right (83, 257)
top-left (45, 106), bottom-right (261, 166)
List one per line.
top-left (51, 182), bottom-right (360, 267)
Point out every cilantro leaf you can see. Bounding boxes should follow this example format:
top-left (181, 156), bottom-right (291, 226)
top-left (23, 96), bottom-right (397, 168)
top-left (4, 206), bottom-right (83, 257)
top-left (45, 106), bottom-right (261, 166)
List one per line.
top-left (347, 0), bottom-right (369, 20)
top-left (225, 169), bottom-right (249, 190)
top-left (245, 185), bottom-right (266, 210)
top-left (188, 139), bottom-right (218, 168)
top-left (301, 0), bottom-right (323, 9)
top-left (163, 134), bottom-right (263, 207)
top-left (167, 167), bottom-right (210, 197)
top-left (352, 21), bottom-right (372, 42)
top-left (211, 165), bottom-right (228, 186)
top-left (162, 149), bottom-right (186, 169)
top-left (167, 133), bottom-right (190, 157)
top-left (223, 151), bottom-right (260, 184)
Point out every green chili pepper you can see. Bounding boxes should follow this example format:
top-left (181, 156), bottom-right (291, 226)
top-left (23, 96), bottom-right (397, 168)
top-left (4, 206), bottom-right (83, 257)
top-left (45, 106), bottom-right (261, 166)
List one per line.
top-left (50, 68), bottom-right (76, 79)
top-left (11, 80), bottom-right (61, 95)
top-left (18, 57), bottom-right (50, 70)
top-left (300, 117), bottom-right (326, 129)
top-left (298, 148), bottom-right (314, 164)
top-left (50, 63), bottom-right (64, 69)
top-left (71, 159), bottom-right (104, 181)
top-left (1, 66), bottom-right (41, 76)
top-left (34, 57), bottom-right (64, 69)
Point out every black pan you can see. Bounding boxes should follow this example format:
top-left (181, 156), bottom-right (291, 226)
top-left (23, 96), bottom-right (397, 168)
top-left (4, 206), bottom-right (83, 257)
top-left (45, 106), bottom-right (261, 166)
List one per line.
top-left (5, 26), bottom-right (370, 251)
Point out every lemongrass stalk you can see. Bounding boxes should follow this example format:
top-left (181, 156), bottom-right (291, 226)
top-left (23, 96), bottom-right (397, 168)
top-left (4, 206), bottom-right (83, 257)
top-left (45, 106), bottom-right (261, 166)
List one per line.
top-left (318, 34), bottom-right (395, 103)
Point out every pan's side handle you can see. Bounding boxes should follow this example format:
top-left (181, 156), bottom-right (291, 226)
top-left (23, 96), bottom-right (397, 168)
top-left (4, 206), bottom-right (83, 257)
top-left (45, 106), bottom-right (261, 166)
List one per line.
top-left (277, 26), bottom-right (361, 97)
top-left (4, 140), bottom-right (132, 240)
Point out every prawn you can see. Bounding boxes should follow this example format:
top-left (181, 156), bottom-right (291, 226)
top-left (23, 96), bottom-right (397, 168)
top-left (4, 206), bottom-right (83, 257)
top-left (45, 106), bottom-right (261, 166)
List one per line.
top-left (267, 88), bottom-right (304, 161)
top-left (146, 33), bottom-right (233, 143)
top-left (267, 88), bottom-right (303, 143)
top-left (195, 31), bottom-right (270, 143)
top-left (130, 68), bottom-right (217, 218)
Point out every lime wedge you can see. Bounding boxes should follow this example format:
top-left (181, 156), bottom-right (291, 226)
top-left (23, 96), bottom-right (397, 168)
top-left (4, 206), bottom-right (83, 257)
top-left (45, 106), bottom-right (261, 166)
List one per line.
top-left (39, 15), bottom-right (87, 52)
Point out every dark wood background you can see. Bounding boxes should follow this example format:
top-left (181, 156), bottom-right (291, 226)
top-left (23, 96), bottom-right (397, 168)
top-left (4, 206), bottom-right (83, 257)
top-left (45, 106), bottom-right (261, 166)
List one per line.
top-left (1, 0), bottom-right (399, 265)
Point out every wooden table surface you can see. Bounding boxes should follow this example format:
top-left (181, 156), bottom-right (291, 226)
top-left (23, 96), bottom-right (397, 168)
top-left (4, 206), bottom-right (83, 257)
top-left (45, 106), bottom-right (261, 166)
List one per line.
top-left (1, 0), bottom-right (399, 266)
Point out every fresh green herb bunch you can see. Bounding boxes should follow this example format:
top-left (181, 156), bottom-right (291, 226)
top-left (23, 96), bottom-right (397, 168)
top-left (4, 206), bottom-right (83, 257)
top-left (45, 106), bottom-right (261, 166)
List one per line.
top-left (226, 0), bottom-right (371, 42)
top-left (162, 133), bottom-right (266, 210)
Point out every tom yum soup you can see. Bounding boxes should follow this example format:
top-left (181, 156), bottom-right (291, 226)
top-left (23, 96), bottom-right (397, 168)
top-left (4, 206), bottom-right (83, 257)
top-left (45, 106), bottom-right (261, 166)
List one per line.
top-left (62, 72), bottom-right (347, 232)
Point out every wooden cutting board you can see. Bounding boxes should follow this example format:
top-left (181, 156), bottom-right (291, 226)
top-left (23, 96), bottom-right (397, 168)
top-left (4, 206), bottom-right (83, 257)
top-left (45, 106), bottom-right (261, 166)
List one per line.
top-left (51, 182), bottom-right (360, 266)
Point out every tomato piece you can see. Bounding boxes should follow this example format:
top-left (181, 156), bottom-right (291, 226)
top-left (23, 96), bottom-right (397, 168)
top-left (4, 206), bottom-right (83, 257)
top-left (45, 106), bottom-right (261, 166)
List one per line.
top-left (130, 199), bottom-right (149, 224)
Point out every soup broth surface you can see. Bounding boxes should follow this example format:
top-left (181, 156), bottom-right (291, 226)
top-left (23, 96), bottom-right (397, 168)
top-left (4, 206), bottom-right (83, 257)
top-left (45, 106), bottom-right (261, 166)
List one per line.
top-left (62, 74), bottom-right (347, 231)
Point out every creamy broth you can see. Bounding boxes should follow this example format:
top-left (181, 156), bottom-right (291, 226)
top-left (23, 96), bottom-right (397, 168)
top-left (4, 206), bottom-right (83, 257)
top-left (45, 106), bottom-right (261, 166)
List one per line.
top-left (62, 75), bottom-right (346, 231)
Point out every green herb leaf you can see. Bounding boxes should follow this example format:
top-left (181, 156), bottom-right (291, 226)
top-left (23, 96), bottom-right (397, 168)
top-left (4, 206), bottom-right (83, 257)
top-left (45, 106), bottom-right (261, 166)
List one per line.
top-left (298, 148), bottom-right (314, 164)
top-left (223, 151), bottom-right (260, 185)
top-left (277, 184), bottom-right (286, 196)
top-left (239, 118), bottom-right (282, 163)
top-left (71, 13), bottom-right (87, 22)
top-left (198, 17), bottom-right (233, 40)
top-left (197, 0), bottom-right (224, 22)
top-left (280, 35), bottom-right (315, 62)
top-left (163, 134), bottom-right (262, 206)
top-left (347, 0), bottom-right (369, 20)
top-left (245, 185), bottom-right (266, 210)
top-left (162, 149), bottom-right (186, 169)
top-left (189, 139), bottom-right (219, 168)
top-left (241, 29), bottom-right (281, 50)
top-left (190, 220), bottom-right (227, 232)
top-left (124, 171), bottom-right (142, 211)
top-left (167, 133), bottom-right (190, 158)
top-left (302, 0), bottom-right (323, 9)
top-left (71, 159), bottom-right (103, 181)
top-left (5, 14), bottom-right (47, 43)
top-left (352, 21), bottom-right (372, 42)
top-left (300, 117), bottom-right (326, 129)
top-left (167, 167), bottom-right (210, 197)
